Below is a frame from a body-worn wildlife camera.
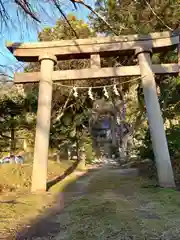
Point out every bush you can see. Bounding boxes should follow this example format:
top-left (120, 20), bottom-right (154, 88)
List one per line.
top-left (137, 125), bottom-right (180, 181)
top-left (166, 126), bottom-right (180, 159)
top-left (137, 129), bottom-right (154, 161)
top-left (138, 125), bottom-right (180, 160)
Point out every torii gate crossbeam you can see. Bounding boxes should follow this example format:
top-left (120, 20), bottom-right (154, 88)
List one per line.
top-left (6, 31), bottom-right (180, 192)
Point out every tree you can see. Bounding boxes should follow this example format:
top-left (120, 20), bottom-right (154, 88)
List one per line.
top-left (90, 0), bottom-right (179, 35)
top-left (90, 0), bottom-right (179, 125)
top-left (25, 15), bottom-right (96, 164)
top-left (0, 82), bottom-right (36, 158)
top-left (0, 1), bottom-right (84, 27)
top-left (89, 0), bottom-right (180, 186)
top-left (139, 76), bottom-right (180, 157)
top-left (0, 0), bottom-right (112, 41)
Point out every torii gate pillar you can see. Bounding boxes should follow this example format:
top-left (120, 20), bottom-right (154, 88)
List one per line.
top-left (136, 47), bottom-right (175, 188)
top-left (31, 54), bottom-right (57, 192)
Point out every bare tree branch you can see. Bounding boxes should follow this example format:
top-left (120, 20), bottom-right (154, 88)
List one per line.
top-left (74, 0), bottom-right (119, 35)
top-left (14, 0), bottom-right (40, 23)
top-left (70, 0), bottom-right (78, 9)
top-left (144, 0), bottom-right (173, 31)
top-left (0, 0), bottom-right (9, 26)
top-left (52, 89), bottom-right (73, 122)
top-left (0, 0), bottom-right (118, 37)
top-left (0, 133), bottom-right (11, 139)
top-left (52, 0), bottom-right (79, 38)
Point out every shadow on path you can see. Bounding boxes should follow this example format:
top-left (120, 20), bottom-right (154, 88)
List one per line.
top-left (46, 160), bottom-right (80, 191)
top-left (8, 167), bottom-right (101, 240)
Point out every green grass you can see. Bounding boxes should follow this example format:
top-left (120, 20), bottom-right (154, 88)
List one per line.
top-left (0, 160), bottom-right (73, 193)
top-left (54, 169), bottom-right (180, 240)
top-left (0, 160), bottom-right (85, 236)
top-left (2, 166), bottom-right (180, 239)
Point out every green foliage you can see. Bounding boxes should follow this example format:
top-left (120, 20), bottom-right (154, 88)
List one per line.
top-left (159, 76), bottom-right (180, 120)
top-left (90, 1), bottom-right (180, 164)
top-left (138, 125), bottom-right (180, 161)
top-left (91, 0), bottom-right (180, 35)
top-left (39, 14), bottom-right (95, 41)
top-left (138, 129), bottom-right (154, 160)
top-left (0, 84), bottom-right (36, 153)
top-left (2, 2), bottom-right (180, 165)
top-left (166, 126), bottom-right (180, 158)
top-left (25, 15), bottom-right (96, 154)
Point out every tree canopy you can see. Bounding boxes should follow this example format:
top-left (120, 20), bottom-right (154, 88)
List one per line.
top-left (89, 0), bottom-right (180, 160)
top-left (90, 0), bottom-right (180, 35)
top-left (0, 1), bottom-right (179, 172)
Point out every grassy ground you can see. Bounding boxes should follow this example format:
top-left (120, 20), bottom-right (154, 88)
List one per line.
top-left (52, 168), bottom-right (180, 240)
top-left (0, 160), bottom-right (85, 236)
top-left (2, 165), bottom-right (180, 239)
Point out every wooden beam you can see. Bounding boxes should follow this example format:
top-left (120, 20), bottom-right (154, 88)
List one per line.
top-left (6, 34), bottom-right (179, 62)
top-left (14, 64), bottom-right (179, 83)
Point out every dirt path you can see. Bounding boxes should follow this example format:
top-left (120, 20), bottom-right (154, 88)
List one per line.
top-left (13, 166), bottom-right (180, 239)
top-left (14, 168), bottom-right (101, 240)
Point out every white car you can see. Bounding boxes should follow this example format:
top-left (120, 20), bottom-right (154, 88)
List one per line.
top-left (0, 155), bottom-right (24, 164)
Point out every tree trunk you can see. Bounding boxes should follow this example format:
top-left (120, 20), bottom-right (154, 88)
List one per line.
top-left (119, 134), bottom-right (129, 163)
top-left (111, 115), bottom-right (117, 147)
top-left (119, 147), bottom-right (126, 163)
top-left (10, 127), bottom-right (15, 163)
top-left (76, 130), bottom-right (86, 170)
top-left (79, 150), bottom-right (86, 170)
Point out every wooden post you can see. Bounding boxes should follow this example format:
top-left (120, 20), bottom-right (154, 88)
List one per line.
top-left (31, 54), bottom-right (57, 192)
top-left (136, 47), bottom-right (175, 188)
top-left (178, 35), bottom-right (180, 76)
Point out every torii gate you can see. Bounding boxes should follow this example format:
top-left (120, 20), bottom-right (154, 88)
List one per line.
top-left (7, 31), bottom-right (180, 192)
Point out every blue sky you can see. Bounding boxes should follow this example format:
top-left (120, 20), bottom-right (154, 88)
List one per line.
top-left (0, 0), bottom-right (94, 78)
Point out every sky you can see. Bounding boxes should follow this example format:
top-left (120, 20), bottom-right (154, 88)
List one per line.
top-left (0, 0), bottom-right (94, 78)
